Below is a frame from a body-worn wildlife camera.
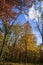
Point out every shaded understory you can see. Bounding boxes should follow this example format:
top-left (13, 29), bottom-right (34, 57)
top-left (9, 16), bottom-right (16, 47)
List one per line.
top-left (0, 62), bottom-right (43, 65)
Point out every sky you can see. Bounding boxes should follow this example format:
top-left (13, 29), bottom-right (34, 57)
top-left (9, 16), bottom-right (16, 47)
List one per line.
top-left (0, 0), bottom-right (43, 45)
top-left (17, 14), bottom-right (42, 45)
top-left (17, 0), bottom-right (43, 45)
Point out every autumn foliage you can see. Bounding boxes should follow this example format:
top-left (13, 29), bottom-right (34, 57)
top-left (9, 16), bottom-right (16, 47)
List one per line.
top-left (0, 0), bottom-right (36, 19)
top-left (0, 0), bottom-right (43, 63)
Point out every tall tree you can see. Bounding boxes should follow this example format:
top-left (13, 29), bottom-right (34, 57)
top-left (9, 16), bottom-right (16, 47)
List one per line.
top-left (0, 0), bottom-right (36, 56)
top-left (15, 22), bottom-right (37, 63)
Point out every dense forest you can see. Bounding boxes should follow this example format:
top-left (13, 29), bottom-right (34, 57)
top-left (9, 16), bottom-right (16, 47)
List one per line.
top-left (0, 0), bottom-right (43, 65)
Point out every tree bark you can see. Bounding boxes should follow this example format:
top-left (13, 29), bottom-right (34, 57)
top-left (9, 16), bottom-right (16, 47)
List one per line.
top-left (0, 33), bottom-right (6, 56)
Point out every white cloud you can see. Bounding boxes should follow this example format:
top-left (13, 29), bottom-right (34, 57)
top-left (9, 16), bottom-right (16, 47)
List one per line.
top-left (29, 5), bottom-right (41, 21)
top-left (29, 5), bottom-right (36, 19)
top-left (41, 1), bottom-right (43, 8)
top-left (24, 4), bottom-right (41, 21)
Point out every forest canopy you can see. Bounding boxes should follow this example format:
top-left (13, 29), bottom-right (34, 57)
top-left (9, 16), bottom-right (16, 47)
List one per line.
top-left (0, 0), bottom-right (43, 63)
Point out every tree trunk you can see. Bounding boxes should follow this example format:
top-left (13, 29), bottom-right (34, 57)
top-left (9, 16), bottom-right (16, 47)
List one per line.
top-left (0, 33), bottom-right (6, 56)
top-left (42, 24), bottom-right (43, 44)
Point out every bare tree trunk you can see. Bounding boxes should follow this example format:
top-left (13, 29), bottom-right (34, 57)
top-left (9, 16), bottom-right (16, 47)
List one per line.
top-left (42, 24), bottom-right (43, 43)
top-left (25, 39), bottom-right (27, 65)
top-left (0, 33), bottom-right (6, 56)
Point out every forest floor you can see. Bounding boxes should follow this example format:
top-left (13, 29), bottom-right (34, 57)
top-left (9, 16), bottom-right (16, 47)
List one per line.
top-left (0, 62), bottom-right (43, 65)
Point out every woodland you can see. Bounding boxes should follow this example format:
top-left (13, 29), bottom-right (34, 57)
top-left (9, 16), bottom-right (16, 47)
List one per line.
top-left (0, 0), bottom-right (43, 65)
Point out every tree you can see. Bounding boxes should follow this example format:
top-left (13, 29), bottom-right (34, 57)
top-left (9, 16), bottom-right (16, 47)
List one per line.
top-left (0, 0), bottom-right (36, 19)
top-left (0, 31), bottom-right (4, 50)
top-left (14, 22), bottom-right (38, 63)
top-left (0, 0), bottom-right (36, 56)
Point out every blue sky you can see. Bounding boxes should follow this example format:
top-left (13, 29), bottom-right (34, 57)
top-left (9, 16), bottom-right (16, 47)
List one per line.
top-left (0, 0), bottom-right (43, 45)
top-left (16, 0), bottom-right (43, 45)
top-left (16, 14), bottom-right (42, 45)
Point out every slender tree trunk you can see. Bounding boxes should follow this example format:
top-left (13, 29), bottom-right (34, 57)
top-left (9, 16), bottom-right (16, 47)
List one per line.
top-left (0, 33), bottom-right (6, 56)
top-left (42, 24), bottom-right (43, 44)
top-left (25, 39), bottom-right (27, 65)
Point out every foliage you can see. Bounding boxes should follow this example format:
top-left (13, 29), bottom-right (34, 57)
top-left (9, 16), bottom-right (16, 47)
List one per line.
top-left (0, 0), bottom-right (43, 63)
